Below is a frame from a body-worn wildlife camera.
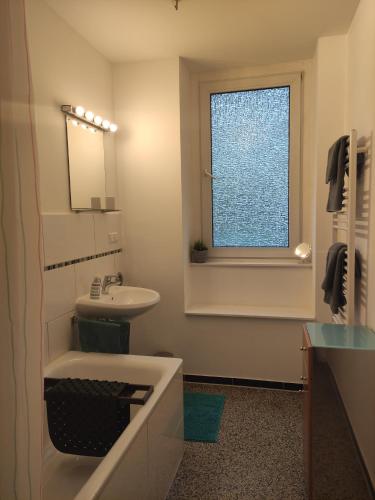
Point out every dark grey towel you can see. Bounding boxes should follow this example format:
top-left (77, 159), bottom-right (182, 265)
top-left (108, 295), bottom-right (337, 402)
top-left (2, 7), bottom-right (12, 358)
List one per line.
top-left (326, 136), bottom-right (349, 212)
top-left (321, 243), bottom-right (361, 314)
top-left (78, 317), bottom-right (130, 354)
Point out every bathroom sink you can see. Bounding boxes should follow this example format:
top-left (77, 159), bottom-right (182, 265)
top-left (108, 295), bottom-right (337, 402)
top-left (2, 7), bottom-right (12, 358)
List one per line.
top-left (76, 285), bottom-right (160, 319)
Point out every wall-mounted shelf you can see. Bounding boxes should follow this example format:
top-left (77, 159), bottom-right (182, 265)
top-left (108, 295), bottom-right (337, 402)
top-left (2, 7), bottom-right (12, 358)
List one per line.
top-left (185, 304), bottom-right (315, 320)
top-left (190, 259), bottom-right (312, 269)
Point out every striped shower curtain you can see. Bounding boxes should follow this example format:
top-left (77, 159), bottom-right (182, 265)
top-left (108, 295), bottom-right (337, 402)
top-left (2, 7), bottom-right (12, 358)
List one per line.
top-left (0, 0), bottom-right (44, 498)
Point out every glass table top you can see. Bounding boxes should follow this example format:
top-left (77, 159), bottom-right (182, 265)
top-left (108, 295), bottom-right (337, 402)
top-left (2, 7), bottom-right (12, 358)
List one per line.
top-left (305, 322), bottom-right (375, 351)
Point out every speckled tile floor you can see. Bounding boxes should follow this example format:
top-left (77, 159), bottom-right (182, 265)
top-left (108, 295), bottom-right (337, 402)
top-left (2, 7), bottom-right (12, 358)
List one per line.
top-left (167, 383), bottom-right (304, 500)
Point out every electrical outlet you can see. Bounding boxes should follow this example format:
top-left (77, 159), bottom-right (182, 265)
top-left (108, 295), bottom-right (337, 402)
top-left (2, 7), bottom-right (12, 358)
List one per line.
top-left (108, 232), bottom-right (119, 243)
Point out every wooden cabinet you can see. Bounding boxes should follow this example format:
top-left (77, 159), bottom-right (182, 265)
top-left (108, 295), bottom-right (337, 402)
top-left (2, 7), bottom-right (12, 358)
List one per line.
top-left (302, 323), bottom-right (374, 500)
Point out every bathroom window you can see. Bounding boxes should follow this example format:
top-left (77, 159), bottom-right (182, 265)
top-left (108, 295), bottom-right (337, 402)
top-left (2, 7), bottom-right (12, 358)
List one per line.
top-left (200, 73), bottom-right (301, 258)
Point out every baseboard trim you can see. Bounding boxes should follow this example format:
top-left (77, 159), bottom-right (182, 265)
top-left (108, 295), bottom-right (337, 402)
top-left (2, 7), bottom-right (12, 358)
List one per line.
top-left (183, 374), bottom-right (302, 391)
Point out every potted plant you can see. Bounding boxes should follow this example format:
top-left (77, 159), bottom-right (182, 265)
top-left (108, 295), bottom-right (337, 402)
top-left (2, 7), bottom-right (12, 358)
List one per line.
top-left (191, 239), bottom-right (208, 263)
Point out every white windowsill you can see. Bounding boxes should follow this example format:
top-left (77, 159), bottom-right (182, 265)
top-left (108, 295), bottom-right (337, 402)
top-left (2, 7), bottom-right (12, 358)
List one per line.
top-left (190, 259), bottom-right (312, 268)
top-left (185, 304), bottom-right (315, 320)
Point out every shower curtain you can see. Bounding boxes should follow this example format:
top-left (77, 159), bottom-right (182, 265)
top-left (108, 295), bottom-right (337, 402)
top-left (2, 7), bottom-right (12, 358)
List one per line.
top-left (0, 0), bottom-right (44, 498)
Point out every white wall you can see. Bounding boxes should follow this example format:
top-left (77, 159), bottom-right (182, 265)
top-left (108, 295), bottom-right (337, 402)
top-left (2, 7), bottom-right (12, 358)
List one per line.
top-left (346, 0), bottom-right (375, 330)
top-left (312, 36), bottom-right (347, 323)
top-left (314, 0), bottom-right (375, 486)
top-left (114, 58), bottom-right (186, 359)
top-left (27, 1), bottom-right (124, 462)
top-left (27, 0), bottom-right (117, 213)
top-left (27, 0), bottom-right (123, 368)
top-left (113, 57), bottom-right (313, 383)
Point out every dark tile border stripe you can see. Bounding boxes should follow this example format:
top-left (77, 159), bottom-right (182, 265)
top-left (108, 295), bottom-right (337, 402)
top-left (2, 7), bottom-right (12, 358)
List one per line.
top-left (44, 248), bottom-right (122, 271)
top-left (183, 374), bottom-right (303, 391)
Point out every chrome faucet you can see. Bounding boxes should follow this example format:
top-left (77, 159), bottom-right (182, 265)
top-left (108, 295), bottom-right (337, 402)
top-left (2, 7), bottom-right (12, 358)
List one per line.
top-left (102, 272), bottom-right (123, 294)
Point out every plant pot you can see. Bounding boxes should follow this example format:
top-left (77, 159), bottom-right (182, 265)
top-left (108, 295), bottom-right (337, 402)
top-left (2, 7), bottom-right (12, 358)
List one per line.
top-left (191, 249), bottom-right (208, 263)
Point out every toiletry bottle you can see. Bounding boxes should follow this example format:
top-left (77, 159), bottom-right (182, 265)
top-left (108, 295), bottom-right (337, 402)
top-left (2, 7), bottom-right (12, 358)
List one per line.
top-left (90, 276), bottom-right (101, 299)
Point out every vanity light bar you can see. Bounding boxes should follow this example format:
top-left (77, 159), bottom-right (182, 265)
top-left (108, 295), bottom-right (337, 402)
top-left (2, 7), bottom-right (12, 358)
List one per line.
top-left (61, 105), bottom-right (118, 133)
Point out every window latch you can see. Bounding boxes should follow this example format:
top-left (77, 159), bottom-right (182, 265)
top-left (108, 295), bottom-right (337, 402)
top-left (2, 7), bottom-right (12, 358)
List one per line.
top-left (204, 169), bottom-right (216, 179)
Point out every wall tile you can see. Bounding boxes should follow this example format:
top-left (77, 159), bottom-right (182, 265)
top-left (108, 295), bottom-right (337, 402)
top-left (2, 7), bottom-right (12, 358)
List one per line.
top-left (74, 254), bottom-right (117, 297)
top-left (95, 254), bottom-right (118, 279)
top-left (93, 212), bottom-right (122, 254)
top-left (114, 250), bottom-right (123, 273)
top-left (43, 213), bottom-right (95, 266)
top-left (47, 312), bottom-right (75, 362)
top-left (43, 212), bottom-right (122, 363)
top-left (44, 265), bottom-right (76, 322)
top-left (74, 259), bottom-right (97, 298)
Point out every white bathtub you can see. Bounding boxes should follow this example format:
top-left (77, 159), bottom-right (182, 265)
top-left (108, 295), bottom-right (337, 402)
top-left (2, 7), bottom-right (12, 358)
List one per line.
top-left (43, 352), bottom-right (184, 500)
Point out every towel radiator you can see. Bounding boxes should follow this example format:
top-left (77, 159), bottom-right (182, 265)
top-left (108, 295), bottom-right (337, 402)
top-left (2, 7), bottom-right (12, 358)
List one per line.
top-left (331, 129), bottom-right (368, 325)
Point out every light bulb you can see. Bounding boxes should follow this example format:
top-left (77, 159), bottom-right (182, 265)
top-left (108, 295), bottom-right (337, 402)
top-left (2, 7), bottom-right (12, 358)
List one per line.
top-left (80, 123), bottom-right (87, 130)
top-left (109, 123), bottom-right (118, 133)
top-left (75, 105), bottom-right (85, 117)
top-left (71, 120), bottom-right (78, 127)
top-left (102, 119), bottom-right (110, 130)
top-left (85, 110), bottom-right (94, 121)
top-left (94, 115), bottom-right (103, 126)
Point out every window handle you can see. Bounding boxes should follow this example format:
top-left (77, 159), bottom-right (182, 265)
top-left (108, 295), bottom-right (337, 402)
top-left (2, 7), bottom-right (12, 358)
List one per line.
top-left (204, 169), bottom-right (216, 179)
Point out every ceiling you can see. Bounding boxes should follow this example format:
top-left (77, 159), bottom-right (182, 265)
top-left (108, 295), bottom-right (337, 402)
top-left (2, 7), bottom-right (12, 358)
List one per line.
top-left (45, 0), bottom-right (360, 70)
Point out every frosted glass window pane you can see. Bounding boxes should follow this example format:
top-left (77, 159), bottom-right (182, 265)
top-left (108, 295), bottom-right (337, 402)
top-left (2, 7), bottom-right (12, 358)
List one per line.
top-left (210, 86), bottom-right (290, 248)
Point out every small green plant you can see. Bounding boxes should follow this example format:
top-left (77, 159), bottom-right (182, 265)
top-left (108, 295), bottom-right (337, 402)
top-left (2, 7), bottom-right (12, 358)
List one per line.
top-left (193, 239), bottom-right (208, 251)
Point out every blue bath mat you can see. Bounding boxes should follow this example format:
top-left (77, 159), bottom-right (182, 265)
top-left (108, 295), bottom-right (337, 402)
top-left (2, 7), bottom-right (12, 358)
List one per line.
top-left (184, 392), bottom-right (225, 442)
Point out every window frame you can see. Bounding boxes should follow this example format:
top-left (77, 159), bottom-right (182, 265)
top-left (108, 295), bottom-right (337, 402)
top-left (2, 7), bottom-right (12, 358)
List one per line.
top-left (200, 72), bottom-right (302, 259)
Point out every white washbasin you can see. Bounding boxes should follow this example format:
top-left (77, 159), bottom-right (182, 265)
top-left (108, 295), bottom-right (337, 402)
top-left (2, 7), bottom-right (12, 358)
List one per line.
top-left (76, 285), bottom-right (160, 319)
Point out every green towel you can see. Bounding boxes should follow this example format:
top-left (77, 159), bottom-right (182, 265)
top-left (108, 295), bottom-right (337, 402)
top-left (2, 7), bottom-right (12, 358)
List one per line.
top-left (78, 317), bottom-right (130, 354)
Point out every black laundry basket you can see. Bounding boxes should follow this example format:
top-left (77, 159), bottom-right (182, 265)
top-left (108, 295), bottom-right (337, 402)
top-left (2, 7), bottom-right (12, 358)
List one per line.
top-left (44, 377), bottom-right (153, 457)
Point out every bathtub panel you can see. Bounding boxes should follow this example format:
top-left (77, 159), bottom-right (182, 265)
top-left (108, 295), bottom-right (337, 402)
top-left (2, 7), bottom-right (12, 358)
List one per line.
top-left (148, 373), bottom-right (184, 500)
top-left (97, 426), bottom-right (148, 500)
top-left (44, 453), bottom-right (101, 500)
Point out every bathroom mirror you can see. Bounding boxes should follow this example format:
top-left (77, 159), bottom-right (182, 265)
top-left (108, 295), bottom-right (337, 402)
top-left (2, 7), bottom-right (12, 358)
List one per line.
top-left (66, 116), bottom-right (106, 210)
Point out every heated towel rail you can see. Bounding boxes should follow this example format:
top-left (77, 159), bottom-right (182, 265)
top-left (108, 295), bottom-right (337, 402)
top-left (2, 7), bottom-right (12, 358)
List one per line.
top-left (332, 129), bottom-right (368, 325)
